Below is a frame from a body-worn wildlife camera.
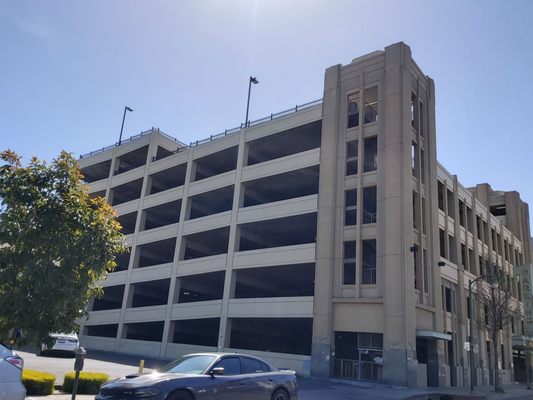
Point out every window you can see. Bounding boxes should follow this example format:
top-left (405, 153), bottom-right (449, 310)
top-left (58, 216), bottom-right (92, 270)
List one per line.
top-left (420, 149), bottom-right (425, 182)
top-left (411, 92), bottom-right (418, 130)
top-left (241, 357), bottom-right (269, 374)
top-left (214, 357), bottom-right (241, 375)
top-left (346, 140), bottom-right (358, 175)
top-left (363, 137), bottom-right (377, 172)
top-left (364, 86), bottom-right (378, 124)
top-left (347, 94), bottom-right (360, 128)
top-left (343, 241), bottom-right (356, 285)
top-left (444, 287), bottom-right (452, 313)
top-left (345, 189), bottom-right (357, 226)
top-left (438, 181), bottom-right (445, 211)
top-left (362, 239), bottom-right (377, 284)
top-left (363, 186), bottom-right (377, 224)
top-left (439, 229), bottom-right (446, 259)
top-left (419, 101), bottom-right (425, 136)
top-left (458, 200), bottom-right (465, 227)
top-left (411, 142), bottom-right (417, 176)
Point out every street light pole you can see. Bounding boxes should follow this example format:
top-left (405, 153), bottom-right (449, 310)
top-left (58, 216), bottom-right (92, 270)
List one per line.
top-left (118, 106), bottom-right (133, 145)
top-left (245, 76), bottom-right (258, 127)
top-left (468, 277), bottom-right (482, 392)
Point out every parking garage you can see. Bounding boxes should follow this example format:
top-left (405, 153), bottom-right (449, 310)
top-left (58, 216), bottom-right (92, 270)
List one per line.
top-left (177, 271), bottom-right (225, 303)
top-left (242, 166), bottom-right (319, 207)
top-left (114, 251), bottom-right (131, 271)
top-left (147, 164), bottom-right (187, 195)
top-left (181, 227), bottom-right (230, 260)
top-left (234, 264), bottom-right (314, 298)
top-left (239, 213), bottom-right (317, 251)
top-left (246, 120), bottom-right (321, 165)
top-left (85, 324), bottom-right (118, 338)
top-left (130, 279), bottom-right (170, 307)
top-left (114, 146), bottom-right (148, 175)
top-left (125, 321), bottom-right (164, 341)
top-left (80, 160), bottom-right (111, 183)
top-left (141, 200), bottom-right (181, 230)
top-left (230, 317), bottom-right (312, 355)
top-left (110, 178), bottom-right (144, 206)
top-left (172, 318), bottom-right (220, 347)
top-left (92, 285), bottom-right (125, 311)
top-left (117, 212), bottom-right (137, 235)
top-left (193, 146), bottom-right (238, 181)
top-left (135, 238), bottom-right (176, 268)
top-left (188, 186), bottom-right (234, 219)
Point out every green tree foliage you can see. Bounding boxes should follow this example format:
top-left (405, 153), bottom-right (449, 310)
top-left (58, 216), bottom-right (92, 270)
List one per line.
top-left (0, 150), bottom-right (126, 346)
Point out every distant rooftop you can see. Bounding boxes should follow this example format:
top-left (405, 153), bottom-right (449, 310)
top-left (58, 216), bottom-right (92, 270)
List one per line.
top-left (79, 98), bottom-right (322, 159)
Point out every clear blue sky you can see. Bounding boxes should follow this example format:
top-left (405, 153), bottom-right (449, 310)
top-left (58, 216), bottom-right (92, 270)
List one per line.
top-left (1, 1), bottom-right (532, 229)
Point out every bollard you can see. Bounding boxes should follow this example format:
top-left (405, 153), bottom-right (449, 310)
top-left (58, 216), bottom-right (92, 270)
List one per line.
top-left (139, 359), bottom-right (145, 374)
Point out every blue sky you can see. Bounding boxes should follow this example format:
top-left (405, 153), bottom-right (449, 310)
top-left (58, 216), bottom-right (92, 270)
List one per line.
top-left (1, 0), bottom-right (532, 228)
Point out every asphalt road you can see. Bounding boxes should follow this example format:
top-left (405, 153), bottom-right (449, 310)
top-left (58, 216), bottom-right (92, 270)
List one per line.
top-left (16, 347), bottom-right (533, 400)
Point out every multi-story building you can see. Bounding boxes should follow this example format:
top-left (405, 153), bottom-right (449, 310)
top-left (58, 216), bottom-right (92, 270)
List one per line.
top-left (77, 42), bottom-right (532, 388)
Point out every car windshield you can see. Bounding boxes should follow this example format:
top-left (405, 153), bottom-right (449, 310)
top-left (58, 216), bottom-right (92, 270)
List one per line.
top-left (159, 355), bottom-right (217, 374)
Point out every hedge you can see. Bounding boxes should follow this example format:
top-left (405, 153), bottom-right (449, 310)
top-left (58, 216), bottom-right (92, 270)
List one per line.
top-left (62, 372), bottom-right (110, 394)
top-left (22, 369), bottom-right (56, 395)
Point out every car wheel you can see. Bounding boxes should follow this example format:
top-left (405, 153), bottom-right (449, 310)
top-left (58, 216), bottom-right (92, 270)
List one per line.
top-left (167, 390), bottom-right (194, 400)
top-left (271, 388), bottom-right (290, 400)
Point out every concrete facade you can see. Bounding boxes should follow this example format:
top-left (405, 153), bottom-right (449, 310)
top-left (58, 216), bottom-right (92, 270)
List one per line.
top-left (77, 42), bottom-right (531, 388)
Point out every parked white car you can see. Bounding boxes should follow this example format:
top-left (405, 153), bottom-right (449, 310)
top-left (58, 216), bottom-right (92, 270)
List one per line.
top-left (40, 333), bottom-right (79, 356)
top-left (0, 343), bottom-right (25, 400)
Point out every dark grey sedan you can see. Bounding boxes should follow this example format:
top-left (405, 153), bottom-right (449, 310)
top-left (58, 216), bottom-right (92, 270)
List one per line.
top-left (96, 352), bottom-right (298, 400)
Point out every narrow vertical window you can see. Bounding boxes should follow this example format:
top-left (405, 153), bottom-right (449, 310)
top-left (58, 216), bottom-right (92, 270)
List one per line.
top-left (364, 86), bottom-right (378, 124)
top-left (439, 229), bottom-right (446, 259)
top-left (343, 241), bottom-right (356, 285)
top-left (411, 92), bottom-right (418, 130)
top-left (346, 140), bottom-right (358, 175)
top-left (347, 94), bottom-right (360, 128)
top-left (363, 137), bottom-right (377, 172)
top-left (362, 186), bottom-right (377, 224)
top-left (345, 189), bottom-right (357, 226)
top-left (420, 149), bottom-right (426, 183)
top-left (362, 239), bottom-right (377, 284)
top-left (419, 101), bottom-right (425, 136)
top-left (423, 249), bottom-right (429, 293)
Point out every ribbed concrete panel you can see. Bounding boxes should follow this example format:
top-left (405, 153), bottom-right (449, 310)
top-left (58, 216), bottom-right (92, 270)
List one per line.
top-left (228, 297), bottom-right (313, 317)
top-left (85, 310), bottom-right (122, 325)
top-left (130, 263), bottom-right (173, 283)
top-left (187, 171), bottom-right (236, 196)
top-left (136, 224), bottom-right (179, 245)
top-left (241, 149), bottom-right (320, 182)
top-left (110, 167), bottom-right (145, 187)
top-left (182, 212), bottom-right (231, 235)
top-left (123, 305), bottom-right (167, 323)
top-left (237, 195), bottom-right (318, 224)
top-left (143, 187), bottom-right (184, 209)
top-left (113, 199), bottom-right (141, 215)
top-left (233, 244), bottom-right (315, 268)
top-left (177, 255), bottom-right (227, 277)
top-left (170, 301), bottom-right (223, 320)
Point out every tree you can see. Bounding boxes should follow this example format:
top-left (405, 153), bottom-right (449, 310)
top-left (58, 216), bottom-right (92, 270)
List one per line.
top-left (0, 150), bottom-right (126, 346)
top-left (475, 270), bottom-right (521, 393)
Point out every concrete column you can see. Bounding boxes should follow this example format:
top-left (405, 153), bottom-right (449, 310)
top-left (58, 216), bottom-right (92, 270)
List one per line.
top-left (377, 42), bottom-right (418, 388)
top-left (311, 63), bottom-right (342, 378)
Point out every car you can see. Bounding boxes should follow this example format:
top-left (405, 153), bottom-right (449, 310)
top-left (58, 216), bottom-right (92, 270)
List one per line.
top-left (40, 332), bottom-right (79, 356)
top-left (0, 342), bottom-right (26, 400)
top-left (96, 352), bottom-right (298, 400)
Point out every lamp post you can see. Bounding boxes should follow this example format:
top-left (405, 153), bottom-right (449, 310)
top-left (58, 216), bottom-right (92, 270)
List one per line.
top-left (118, 106), bottom-right (133, 145)
top-left (468, 274), bottom-right (497, 392)
top-left (468, 276), bottom-right (484, 392)
top-left (245, 76), bottom-right (259, 127)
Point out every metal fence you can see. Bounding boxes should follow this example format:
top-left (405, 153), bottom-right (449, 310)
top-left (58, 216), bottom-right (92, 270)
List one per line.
top-left (79, 99), bottom-right (323, 159)
top-left (334, 358), bottom-right (383, 382)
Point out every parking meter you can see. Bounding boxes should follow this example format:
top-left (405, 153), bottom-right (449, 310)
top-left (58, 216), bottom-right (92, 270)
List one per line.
top-left (74, 347), bottom-right (86, 371)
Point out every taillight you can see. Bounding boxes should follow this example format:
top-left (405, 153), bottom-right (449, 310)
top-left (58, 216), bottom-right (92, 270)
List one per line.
top-left (6, 356), bottom-right (24, 370)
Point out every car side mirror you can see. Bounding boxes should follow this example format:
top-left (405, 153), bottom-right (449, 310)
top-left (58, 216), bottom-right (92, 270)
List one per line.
top-left (210, 367), bottom-right (225, 376)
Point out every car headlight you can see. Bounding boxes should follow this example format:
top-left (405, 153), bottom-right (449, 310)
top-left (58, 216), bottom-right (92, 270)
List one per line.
top-left (135, 387), bottom-right (162, 398)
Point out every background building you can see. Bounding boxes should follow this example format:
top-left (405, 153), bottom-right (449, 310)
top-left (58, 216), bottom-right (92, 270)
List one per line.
top-left (77, 42), bottom-right (531, 388)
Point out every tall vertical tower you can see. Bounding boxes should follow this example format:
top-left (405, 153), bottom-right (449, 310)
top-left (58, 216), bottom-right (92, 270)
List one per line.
top-left (312, 42), bottom-right (445, 387)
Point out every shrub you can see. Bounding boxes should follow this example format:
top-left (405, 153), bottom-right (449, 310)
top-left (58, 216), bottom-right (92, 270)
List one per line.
top-left (22, 369), bottom-right (56, 395)
top-left (62, 372), bottom-right (110, 394)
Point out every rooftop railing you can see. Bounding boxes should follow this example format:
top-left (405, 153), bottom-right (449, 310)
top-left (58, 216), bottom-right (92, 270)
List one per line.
top-left (79, 98), bottom-right (323, 159)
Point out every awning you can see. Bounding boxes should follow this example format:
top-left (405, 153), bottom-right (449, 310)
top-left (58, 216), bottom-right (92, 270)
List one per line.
top-left (416, 330), bottom-right (452, 341)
